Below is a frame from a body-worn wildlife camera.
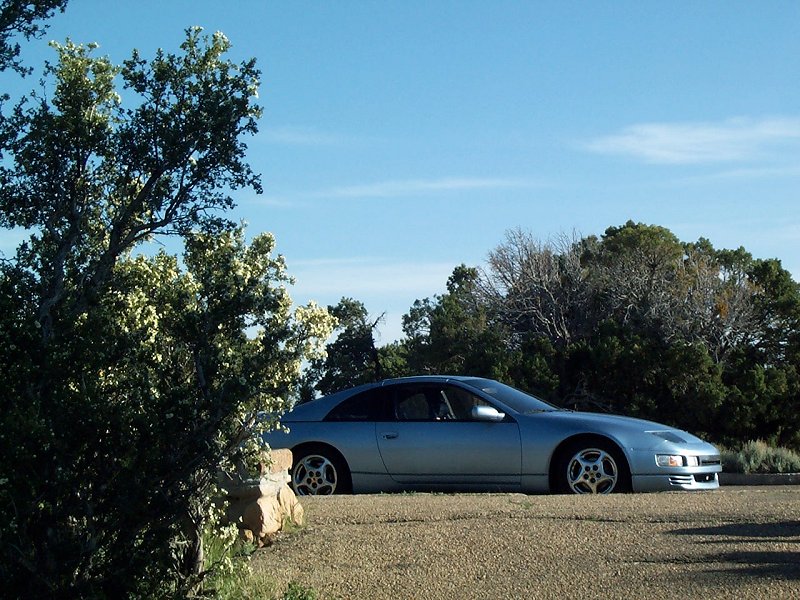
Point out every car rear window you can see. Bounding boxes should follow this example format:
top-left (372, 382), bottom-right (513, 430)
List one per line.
top-left (324, 389), bottom-right (388, 421)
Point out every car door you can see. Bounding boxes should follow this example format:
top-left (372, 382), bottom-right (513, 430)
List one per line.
top-left (375, 382), bottom-right (521, 487)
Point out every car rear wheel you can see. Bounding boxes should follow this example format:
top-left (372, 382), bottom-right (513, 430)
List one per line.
top-left (291, 445), bottom-right (352, 496)
top-left (556, 440), bottom-right (630, 494)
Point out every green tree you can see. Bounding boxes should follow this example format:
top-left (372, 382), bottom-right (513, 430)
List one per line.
top-left (402, 265), bottom-right (511, 378)
top-left (408, 222), bottom-right (800, 448)
top-left (483, 229), bottom-right (591, 349)
top-left (587, 221), bottom-right (686, 335)
top-left (717, 258), bottom-right (800, 446)
top-left (300, 297), bottom-right (383, 400)
top-left (0, 30), bottom-right (334, 597)
top-left (747, 258), bottom-right (800, 362)
top-left (0, 0), bottom-right (68, 73)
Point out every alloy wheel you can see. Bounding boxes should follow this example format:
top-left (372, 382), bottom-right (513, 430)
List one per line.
top-left (566, 447), bottom-right (619, 494)
top-left (292, 454), bottom-right (339, 495)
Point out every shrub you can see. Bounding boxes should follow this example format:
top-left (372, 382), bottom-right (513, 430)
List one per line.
top-left (721, 440), bottom-right (800, 474)
top-left (283, 581), bottom-right (318, 600)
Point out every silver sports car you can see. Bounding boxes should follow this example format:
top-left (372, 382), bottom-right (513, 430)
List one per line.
top-left (264, 376), bottom-right (721, 495)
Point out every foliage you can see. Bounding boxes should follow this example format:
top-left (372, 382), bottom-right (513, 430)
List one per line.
top-left (196, 512), bottom-right (258, 599)
top-left (299, 297), bottom-right (383, 401)
top-left (402, 264), bottom-right (510, 379)
top-left (0, 0), bottom-right (68, 73)
top-left (201, 546), bottom-right (318, 600)
top-left (0, 29), bottom-right (335, 597)
top-left (200, 526), bottom-right (318, 600)
top-left (721, 440), bottom-right (800, 474)
top-left (483, 230), bottom-right (590, 349)
top-left (282, 582), bottom-right (318, 600)
top-left (355, 221), bottom-right (800, 449)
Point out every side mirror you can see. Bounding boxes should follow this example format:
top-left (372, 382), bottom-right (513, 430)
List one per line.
top-left (471, 405), bottom-right (506, 422)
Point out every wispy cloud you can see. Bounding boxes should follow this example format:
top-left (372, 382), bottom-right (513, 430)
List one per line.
top-left (241, 194), bottom-right (303, 209)
top-left (319, 177), bottom-right (540, 199)
top-left (287, 257), bottom-right (461, 342)
top-left (583, 117), bottom-right (800, 164)
top-left (261, 126), bottom-right (348, 146)
top-left (666, 164), bottom-right (800, 186)
top-left (239, 176), bottom-right (540, 209)
top-left (289, 257), bottom-right (456, 297)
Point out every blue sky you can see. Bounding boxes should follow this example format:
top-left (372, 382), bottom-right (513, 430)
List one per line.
top-left (3, 2), bottom-right (799, 342)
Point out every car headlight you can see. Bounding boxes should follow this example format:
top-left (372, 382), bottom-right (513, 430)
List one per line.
top-left (655, 454), bottom-right (699, 467)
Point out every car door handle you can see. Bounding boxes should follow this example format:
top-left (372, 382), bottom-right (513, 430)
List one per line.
top-left (381, 432), bottom-right (398, 440)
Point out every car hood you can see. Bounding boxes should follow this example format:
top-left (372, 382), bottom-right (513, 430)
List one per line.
top-left (536, 410), bottom-right (711, 447)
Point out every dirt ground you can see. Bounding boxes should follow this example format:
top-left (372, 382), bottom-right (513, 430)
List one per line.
top-left (253, 486), bottom-right (800, 599)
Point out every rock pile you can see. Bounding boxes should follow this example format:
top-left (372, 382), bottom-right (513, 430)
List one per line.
top-left (219, 449), bottom-right (304, 546)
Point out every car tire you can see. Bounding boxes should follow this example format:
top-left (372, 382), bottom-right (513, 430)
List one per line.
top-left (291, 444), bottom-right (352, 496)
top-left (555, 439), bottom-right (631, 495)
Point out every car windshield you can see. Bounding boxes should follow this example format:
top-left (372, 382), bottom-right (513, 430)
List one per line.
top-left (461, 378), bottom-right (560, 414)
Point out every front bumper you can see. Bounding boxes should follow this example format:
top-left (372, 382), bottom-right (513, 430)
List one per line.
top-left (632, 472), bottom-right (720, 492)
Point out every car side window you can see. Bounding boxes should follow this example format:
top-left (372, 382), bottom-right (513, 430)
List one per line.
top-left (324, 389), bottom-right (388, 421)
top-left (390, 384), bottom-right (497, 421)
top-left (442, 385), bottom-right (494, 420)
top-left (394, 388), bottom-right (433, 420)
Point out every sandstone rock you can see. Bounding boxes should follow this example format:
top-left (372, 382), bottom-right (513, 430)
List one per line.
top-left (267, 448), bottom-right (294, 475)
top-left (243, 495), bottom-right (283, 539)
top-left (220, 449), bottom-right (302, 545)
top-left (278, 483), bottom-right (304, 526)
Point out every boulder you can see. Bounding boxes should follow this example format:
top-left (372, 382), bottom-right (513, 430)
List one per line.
top-left (220, 449), bottom-right (303, 546)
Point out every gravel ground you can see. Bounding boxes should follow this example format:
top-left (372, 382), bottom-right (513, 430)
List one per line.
top-left (253, 487), bottom-right (800, 599)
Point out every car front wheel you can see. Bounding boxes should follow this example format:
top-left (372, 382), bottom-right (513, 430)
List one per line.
top-left (291, 445), bottom-right (351, 496)
top-left (556, 441), bottom-right (630, 494)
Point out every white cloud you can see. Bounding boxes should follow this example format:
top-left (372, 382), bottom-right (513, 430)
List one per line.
top-left (583, 117), bottom-right (800, 164)
top-left (287, 257), bottom-right (459, 343)
top-left (319, 177), bottom-right (539, 199)
top-left (289, 257), bottom-right (456, 297)
top-left (673, 164), bottom-right (800, 184)
top-left (241, 194), bottom-right (304, 208)
top-left (261, 126), bottom-right (347, 146)
top-left (288, 258), bottom-right (458, 344)
top-left (240, 177), bottom-right (540, 207)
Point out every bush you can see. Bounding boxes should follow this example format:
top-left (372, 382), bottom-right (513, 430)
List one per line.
top-left (210, 568), bottom-right (316, 600)
top-left (282, 581), bottom-right (318, 600)
top-left (721, 440), bottom-right (800, 474)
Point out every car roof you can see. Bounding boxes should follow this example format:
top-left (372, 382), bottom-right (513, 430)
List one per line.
top-left (281, 375), bottom-right (485, 422)
top-left (378, 375), bottom-right (476, 385)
